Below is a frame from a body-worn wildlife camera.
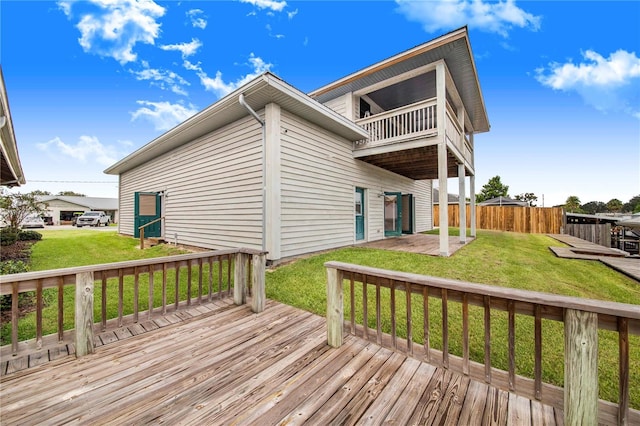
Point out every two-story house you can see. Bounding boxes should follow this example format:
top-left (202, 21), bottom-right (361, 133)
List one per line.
top-left (105, 26), bottom-right (490, 262)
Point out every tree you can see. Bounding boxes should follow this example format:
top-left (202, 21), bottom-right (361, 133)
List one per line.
top-left (581, 201), bottom-right (607, 215)
top-left (476, 175), bottom-right (509, 203)
top-left (57, 191), bottom-right (85, 197)
top-left (29, 190), bottom-right (51, 196)
top-left (622, 195), bottom-right (640, 213)
top-left (514, 192), bottom-right (538, 207)
top-left (606, 198), bottom-right (623, 212)
top-left (0, 192), bottom-right (49, 229)
top-left (564, 195), bottom-right (582, 213)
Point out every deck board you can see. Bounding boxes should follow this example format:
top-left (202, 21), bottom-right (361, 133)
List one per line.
top-left (1, 298), bottom-right (562, 425)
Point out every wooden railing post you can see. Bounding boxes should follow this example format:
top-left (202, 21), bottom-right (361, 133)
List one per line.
top-left (326, 266), bottom-right (343, 348)
top-left (564, 308), bottom-right (598, 426)
top-left (75, 271), bottom-right (95, 357)
top-left (233, 252), bottom-right (248, 305)
top-left (251, 252), bottom-right (266, 313)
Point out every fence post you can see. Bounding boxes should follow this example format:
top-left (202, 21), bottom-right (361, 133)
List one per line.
top-left (75, 271), bottom-right (95, 357)
top-left (234, 252), bottom-right (248, 305)
top-left (251, 252), bottom-right (266, 313)
top-left (564, 308), bottom-right (598, 426)
top-left (326, 266), bottom-right (343, 348)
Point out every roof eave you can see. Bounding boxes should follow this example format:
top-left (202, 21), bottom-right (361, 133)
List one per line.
top-left (105, 72), bottom-right (367, 176)
top-left (0, 66), bottom-right (26, 186)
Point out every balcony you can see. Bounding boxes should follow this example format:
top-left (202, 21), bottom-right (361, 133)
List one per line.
top-left (353, 98), bottom-right (473, 180)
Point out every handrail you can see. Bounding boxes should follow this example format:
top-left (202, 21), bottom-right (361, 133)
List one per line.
top-left (1, 248), bottom-right (267, 359)
top-left (325, 261), bottom-right (640, 425)
top-left (139, 216), bottom-right (164, 249)
top-left (354, 98), bottom-right (437, 148)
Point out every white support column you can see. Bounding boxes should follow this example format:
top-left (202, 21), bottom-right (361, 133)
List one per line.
top-left (470, 174), bottom-right (477, 237)
top-left (436, 62), bottom-right (449, 256)
top-left (458, 164), bottom-right (467, 244)
top-left (264, 103), bottom-right (281, 261)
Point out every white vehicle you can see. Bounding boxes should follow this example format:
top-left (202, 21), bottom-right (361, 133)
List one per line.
top-left (76, 211), bottom-right (110, 227)
top-left (21, 214), bottom-right (45, 229)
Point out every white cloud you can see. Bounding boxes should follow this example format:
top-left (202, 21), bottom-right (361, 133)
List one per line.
top-left (159, 38), bottom-right (202, 58)
top-left (536, 49), bottom-right (640, 118)
top-left (266, 24), bottom-right (284, 39)
top-left (184, 53), bottom-right (273, 98)
top-left (59, 0), bottom-right (165, 64)
top-left (395, 0), bottom-right (540, 37)
top-left (187, 9), bottom-right (207, 29)
top-left (240, 0), bottom-right (287, 13)
top-left (37, 135), bottom-right (118, 166)
top-left (287, 9), bottom-right (298, 19)
top-left (130, 100), bottom-right (199, 131)
top-left (129, 66), bottom-right (190, 96)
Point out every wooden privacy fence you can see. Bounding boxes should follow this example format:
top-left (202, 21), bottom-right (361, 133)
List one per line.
top-left (434, 205), bottom-right (565, 234)
top-left (565, 223), bottom-right (611, 248)
top-left (325, 261), bottom-right (640, 425)
top-left (0, 248), bottom-right (266, 359)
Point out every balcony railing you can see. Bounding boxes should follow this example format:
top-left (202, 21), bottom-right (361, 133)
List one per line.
top-left (0, 249), bottom-right (266, 359)
top-left (354, 98), bottom-right (437, 150)
top-left (325, 261), bottom-right (640, 425)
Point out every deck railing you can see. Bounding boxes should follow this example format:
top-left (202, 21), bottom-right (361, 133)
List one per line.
top-left (325, 261), bottom-right (640, 425)
top-left (354, 98), bottom-right (437, 150)
top-left (0, 248), bottom-right (266, 359)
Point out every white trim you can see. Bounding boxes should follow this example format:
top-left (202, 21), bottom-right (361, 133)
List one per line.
top-left (265, 103), bottom-right (282, 260)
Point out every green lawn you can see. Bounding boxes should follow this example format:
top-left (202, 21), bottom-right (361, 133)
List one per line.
top-left (3, 228), bottom-right (639, 407)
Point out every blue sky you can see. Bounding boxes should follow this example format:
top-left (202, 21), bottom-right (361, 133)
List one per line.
top-left (2, 0), bottom-right (639, 208)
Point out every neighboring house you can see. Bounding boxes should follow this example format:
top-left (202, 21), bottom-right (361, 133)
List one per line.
top-left (39, 196), bottom-right (119, 225)
top-left (0, 65), bottom-right (25, 188)
top-left (432, 188), bottom-right (462, 205)
top-left (105, 27), bottom-right (490, 262)
top-left (478, 196), bottom-right (529, 207)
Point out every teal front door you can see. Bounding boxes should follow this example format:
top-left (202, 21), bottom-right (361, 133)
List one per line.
top-left (355, 187), bottom-right (365, 241)
top-left (384, 192), bottom-right (402, 237)
top-left (134, 192), bottom-right (162, 238)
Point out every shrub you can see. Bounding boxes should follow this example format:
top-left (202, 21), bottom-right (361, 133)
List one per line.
top-left (0, 227), bottom-right (19, 246)
top-left (18, 230), bottom-right (42, 241)
top-left (0, 260), bottom-right (30, 311)
top-left (0, 260), bottom-right (29, 275)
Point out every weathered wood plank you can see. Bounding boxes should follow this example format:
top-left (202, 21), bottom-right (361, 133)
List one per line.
top-left (0, 299), bottom-right (578, 426)
top-left (484, 387), bottom-right (509, 425)
top-left (274, 343), bottom-right (381, 425)
top-left (564, 309), bottom-right (598, 426)
top-left (356, 356), bottom-right (422, 424)
top-left (383, 361), bottom-right (438, 424)
top-left (325, 350), bottom-right (406, 426)
top-left (74, 271), bottom-right (94, 357)
top-left (508, 391), bottom-right (532, 425)
top-left (457, 379), bottom-right (490, 425)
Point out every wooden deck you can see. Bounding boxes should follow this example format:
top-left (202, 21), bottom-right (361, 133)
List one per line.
top-left (0, 298), bottom-right (562, 425)
top-left (357, 233), bottom-right (473, 256)
top-left (548, 234), bottom-right (640, 282)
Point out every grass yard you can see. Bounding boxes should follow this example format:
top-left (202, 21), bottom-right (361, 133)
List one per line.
top-left (2, 228), bottom-right (639, 408)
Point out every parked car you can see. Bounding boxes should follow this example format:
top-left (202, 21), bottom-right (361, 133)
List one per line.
top-left (76, 211), bottom-right (110, 227)
top-left (21, 214), bottom-right (45, 229)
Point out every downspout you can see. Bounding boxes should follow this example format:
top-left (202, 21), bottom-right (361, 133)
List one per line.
top-left (239, 93), bottom-right (267, 253)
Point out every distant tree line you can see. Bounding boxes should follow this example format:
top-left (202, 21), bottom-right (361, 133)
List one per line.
top-left (561, 195), bottom-right (639, 214)
top-left (475, 175), bottom-right (639, 213)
